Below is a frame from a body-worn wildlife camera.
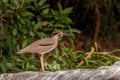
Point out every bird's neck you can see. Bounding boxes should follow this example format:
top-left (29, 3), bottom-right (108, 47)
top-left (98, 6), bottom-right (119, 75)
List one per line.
top-left (52, 35), bottom-right (59, 41)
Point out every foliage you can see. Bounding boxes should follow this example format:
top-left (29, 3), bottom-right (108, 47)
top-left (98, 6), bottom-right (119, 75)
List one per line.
top-left (0, 0), bottom-right (120, 73)
top-left (0, 0), bottom-right (80, 73)
top-left (46, 43), bottom-right (120, 71)
top-left (46, 43), bottom-right (81, 71)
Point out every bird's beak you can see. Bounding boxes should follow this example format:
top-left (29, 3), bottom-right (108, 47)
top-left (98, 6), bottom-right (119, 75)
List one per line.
top-left (59, 31), bottom-right (70, 36)
top-left (63, 33), bottom-right (70, 36)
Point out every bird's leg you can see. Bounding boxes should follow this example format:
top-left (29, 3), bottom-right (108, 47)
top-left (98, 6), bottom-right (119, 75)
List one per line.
top-left (40, 54), bottom-right (45, 72)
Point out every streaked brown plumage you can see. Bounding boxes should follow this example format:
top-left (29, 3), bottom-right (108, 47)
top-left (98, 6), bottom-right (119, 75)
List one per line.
top-left (17, 37), bottom-right (58, 54)
top-left (17, 29), bottom-right (68, 72)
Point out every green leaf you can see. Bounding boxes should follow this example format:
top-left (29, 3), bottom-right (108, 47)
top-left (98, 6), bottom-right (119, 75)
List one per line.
top-left (2, 0), bottom-right (8, 3)
top-left (54, 24), bottom-right (65, 28)
top-left (40, 4), bottom-right (49, 10)
top-left (13, 0), bottom-right (19, 4)
top-left (5, 9), bottom-right (12, 14)
top-left (38, 0), bottom-right (47, 6)
top-left (30, 31), bottom-right (35, 37)
top-left (63, 7), bottom-right (73, 14)
top-left (34, 22), bottom-right (42, 30)
top-left (57, 3), bottom-right (63, 14)
top-left (70, 28), bottom-right (81, 33)
top-left (20, 18), bottom-right (25, 24)
top-left (42, 8), bottom-right (49, 15)
top-left (50, 9), bottom-right (59, 16)
top-left (21, 29), bottom-right (28, 34)
top-left (13, 28), bottom-right (17, 36)
top-left (22, 39), bottom-right (28, 47)
top-left (23, 12), bottom-right (34, 17)
top-left (64, 17), bottom-right (72, 23)
top-left (7, 63), bottom-right (14, 68)
top-left (27, 65), bottom-right (37, 71)
top-left (0, 57), bottom-right (7, 73)
top-left (36, 32), bottom-right (46, 38)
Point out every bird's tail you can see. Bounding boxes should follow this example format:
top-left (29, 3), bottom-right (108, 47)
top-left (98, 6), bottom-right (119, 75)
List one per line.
top-left (16, 51), bottom-right (23, 54)
top-left (16, 48), bottom-right (27, 54)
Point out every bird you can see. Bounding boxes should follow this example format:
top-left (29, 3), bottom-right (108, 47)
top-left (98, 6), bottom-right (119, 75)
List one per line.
top-left (16, 29), bottom-right (69, 72)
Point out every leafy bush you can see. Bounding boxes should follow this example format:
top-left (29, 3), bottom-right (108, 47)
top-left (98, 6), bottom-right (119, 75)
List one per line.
top-left (45, 43), bottom-right (120, 71)
top-left (46, 43), bottom-right (81, 71)
top-left (0, 0), bottom-right (80, 73)
top-left (0, 0), bottom-right (119, 73)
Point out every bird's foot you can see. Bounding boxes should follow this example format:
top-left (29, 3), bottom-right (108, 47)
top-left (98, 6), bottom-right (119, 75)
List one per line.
top-left (42, 70), bottom-right (49, 73)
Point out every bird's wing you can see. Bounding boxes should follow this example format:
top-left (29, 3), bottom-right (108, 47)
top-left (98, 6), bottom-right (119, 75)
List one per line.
top-left (17, 38), bottom-right (55, 53)
top-left (31, 38), bottom-right (54, 46)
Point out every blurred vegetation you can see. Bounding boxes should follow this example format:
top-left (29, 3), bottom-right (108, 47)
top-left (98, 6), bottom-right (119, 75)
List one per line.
top-left (0, 0), bottom-right (120, 73)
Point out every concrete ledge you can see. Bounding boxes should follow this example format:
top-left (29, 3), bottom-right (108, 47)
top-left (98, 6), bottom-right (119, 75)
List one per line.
top-left (0, 61), bottom-right (120, 80)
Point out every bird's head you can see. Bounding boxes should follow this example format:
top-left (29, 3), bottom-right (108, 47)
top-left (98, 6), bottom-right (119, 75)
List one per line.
top-left (52, 29), bottom-right (69, 36)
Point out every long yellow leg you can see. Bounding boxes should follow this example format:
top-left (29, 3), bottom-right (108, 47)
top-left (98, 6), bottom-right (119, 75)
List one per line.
top-left (40, 54), bottom-right (45, 72)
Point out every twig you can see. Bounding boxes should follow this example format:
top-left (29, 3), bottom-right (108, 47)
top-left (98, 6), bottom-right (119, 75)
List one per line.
top-left (94, 5), bottom-right (100, 42)
top-left (96, 49), bottom-right (120, 55)
top-left (77, 47), bottom-right (95, 67)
